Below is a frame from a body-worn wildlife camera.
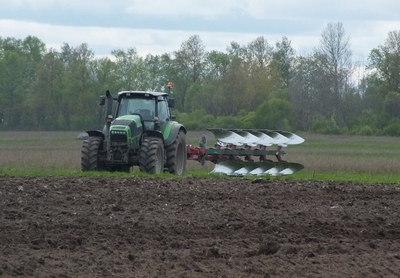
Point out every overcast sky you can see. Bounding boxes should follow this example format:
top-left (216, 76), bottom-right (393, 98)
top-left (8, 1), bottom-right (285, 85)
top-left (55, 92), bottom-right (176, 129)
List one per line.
top-left (1, 0), bottom-right (399, 63)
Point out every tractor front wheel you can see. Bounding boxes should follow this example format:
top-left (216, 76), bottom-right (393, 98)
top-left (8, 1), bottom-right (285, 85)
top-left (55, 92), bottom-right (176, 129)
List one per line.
top-left (81, 136), bottom-right (106, 171)
top-left (165, 130), bottom-right (187, 175)
top-left (139, 137), bottom-right (165, 174)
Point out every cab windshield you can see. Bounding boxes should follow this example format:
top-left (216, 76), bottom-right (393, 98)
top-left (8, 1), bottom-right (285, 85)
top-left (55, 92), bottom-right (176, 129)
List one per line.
top-left (117, 97), bottom-right (155, 121)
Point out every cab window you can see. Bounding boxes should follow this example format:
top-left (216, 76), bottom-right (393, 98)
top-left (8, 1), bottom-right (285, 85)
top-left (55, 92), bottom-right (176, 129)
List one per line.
top-left (157, 97), bottom-right (169, 122)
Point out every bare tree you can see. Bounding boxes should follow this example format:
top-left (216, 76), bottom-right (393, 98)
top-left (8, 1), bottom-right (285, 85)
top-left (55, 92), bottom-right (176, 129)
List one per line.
top-left (246, 36), bottom-right (273, 69)
top-left (314, 22), bottom-right (354, 125)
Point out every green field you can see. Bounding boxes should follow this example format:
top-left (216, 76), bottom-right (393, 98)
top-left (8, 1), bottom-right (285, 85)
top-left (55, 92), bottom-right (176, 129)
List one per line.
top-left (0, 131), bottom-right (399, 183)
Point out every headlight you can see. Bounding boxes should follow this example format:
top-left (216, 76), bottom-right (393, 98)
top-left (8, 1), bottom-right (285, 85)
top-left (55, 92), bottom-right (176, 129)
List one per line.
top-left (111, 130), bottom-right (126, 135)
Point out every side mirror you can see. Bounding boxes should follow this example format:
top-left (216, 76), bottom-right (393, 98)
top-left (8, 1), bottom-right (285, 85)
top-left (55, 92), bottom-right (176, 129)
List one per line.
top-left (99, 96), bottom-right (105, 106)
top-left (168, 98), bottom-right (175, 108)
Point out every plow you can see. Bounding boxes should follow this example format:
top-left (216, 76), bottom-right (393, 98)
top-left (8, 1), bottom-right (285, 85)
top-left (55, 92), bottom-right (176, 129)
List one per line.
top-left (81, 84), bottom-right (304, 177)
top-left (186, 128), bottom-right (304, 176)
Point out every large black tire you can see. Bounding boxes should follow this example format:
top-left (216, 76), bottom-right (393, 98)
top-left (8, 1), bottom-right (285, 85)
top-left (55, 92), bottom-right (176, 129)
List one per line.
top-left (81, 136), bottom-right (106, 171)
top-left (165, 130), bottom-right (187, 175)
top-left (139, 137), bottom-right (165, 174)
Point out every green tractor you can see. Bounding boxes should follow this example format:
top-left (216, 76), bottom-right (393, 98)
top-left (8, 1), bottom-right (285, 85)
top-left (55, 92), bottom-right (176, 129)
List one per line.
top-left (81, 89), bottom-right (187, 175)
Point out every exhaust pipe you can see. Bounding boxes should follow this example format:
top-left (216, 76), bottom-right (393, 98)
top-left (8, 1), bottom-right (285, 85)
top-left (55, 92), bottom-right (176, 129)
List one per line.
top-left (104, 90), bottom-right (114, 137)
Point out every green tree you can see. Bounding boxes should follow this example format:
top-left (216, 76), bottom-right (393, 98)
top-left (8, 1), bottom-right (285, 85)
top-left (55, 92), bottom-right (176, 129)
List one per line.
top-left (242, 37), bottom-right (276, 111)
top-left (270, 36), bottom-right (295, 88)
top-left (368, 30), bottom-right (400, 97)
top-left (195, 50), bottom-right (230, 117)
top-left (143, 54), bottom-right (166, 91)
top-left (112, 47), bottom-right (144, 90)
top-left (289, 55), bottom-right (325, 131)
top-left (383, 91), bottom-right (400, 118)
top-left (252, 98), bottom-right (294, 130)
top-left (170, 35), bottom-right (205, 111)
top-left (0, 50), bottom-right (27, 127)
top-left (30, 50), bottom-right (64, 129)
top-left (217, 55), bottom-right (248, 116)
top-left (91, 57), bottom-right (118, 93)
top-left (0, 36), bottom-right (45, 129)
top-left (59, 43), bottom-right (95, 130)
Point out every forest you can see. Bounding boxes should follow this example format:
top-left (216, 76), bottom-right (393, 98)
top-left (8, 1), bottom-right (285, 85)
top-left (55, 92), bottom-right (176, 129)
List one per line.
top-left (0, 22), bottom-right (399, 135)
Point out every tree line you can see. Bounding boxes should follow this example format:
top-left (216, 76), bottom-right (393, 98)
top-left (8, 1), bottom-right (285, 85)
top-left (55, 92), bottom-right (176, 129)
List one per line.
top-left (0, 22), bottom-right (399, 135)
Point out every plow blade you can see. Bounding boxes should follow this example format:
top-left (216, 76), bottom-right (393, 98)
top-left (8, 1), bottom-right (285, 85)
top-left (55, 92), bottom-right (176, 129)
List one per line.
top-left (206, 128), bottom-right (245, 146)
top-left (277, 162), bottom-right (304, 175)
top-left (207, 128), bottom-right (304, 147)
top-left (210, 161), bottom-right (245, 175)
top-left (245, 130), bottom-right (275, 146)
top-left (275, 130), bottom-right (305, 146)
top-left (231, 130), bottom-right (262, 147)
top-left (211, 160), bottom-right (304, 176)
top-left (248, 160), bottom-right (278, 175)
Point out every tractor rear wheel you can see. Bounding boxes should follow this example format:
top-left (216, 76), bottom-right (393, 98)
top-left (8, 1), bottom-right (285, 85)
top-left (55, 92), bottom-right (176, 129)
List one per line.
top-left (139, 137), bottom-right (165, 174)
top-left (165, 130), bottom-right (187, 175)
top-left (81, 136), bottom-right (106, 171)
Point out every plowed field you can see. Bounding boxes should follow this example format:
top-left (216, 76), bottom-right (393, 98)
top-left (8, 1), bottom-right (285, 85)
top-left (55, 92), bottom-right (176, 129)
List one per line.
top-left (1, 176), bottom-right (400, 277)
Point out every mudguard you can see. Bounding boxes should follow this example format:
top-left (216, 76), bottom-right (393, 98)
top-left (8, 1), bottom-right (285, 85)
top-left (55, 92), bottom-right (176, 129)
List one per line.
top-left (144, 130), bottom-right (164, 141)
top-left (163, 122), bottom-right (187, 146)
top-left (86, 130), bottom-right (105, 139)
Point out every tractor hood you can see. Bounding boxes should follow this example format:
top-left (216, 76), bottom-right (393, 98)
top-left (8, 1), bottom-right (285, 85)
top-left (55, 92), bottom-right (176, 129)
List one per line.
top-left (109, 115), bottom-right (143, 140)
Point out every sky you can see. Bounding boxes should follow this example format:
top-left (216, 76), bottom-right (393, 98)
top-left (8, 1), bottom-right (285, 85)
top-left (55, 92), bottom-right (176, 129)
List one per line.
top-left (0, 0), bottom-right (399, 63)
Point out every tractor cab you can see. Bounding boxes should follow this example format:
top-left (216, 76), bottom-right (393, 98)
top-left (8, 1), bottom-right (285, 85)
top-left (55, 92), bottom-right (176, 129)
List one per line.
top-left (98, 90), bottom-right (174, 132)
top-left (115, 91), bottom-right (173, 131)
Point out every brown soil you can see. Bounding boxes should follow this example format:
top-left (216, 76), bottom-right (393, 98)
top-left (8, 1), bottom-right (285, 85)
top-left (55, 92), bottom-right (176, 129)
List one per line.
top-left (1, 176), bottom-right (400, 277)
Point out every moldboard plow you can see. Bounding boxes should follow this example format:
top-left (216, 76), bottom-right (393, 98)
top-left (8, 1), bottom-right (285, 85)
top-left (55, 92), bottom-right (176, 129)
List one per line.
top-left (186, 128), bottom-right (305, 176)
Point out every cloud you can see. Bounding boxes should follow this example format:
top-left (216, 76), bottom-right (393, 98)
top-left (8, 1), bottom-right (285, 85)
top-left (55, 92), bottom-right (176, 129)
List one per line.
top-left (0, 19), bottom-right (254, 56)
top-left (0, 0), bottom-right (399, 61)
top-left (3, 0), bottom-right (400, 21)
top-left (0, 19), bottom-right (294, 57)
top-left (1, 17), bottom-right (398, 60)
top-left (1, 0), bottom-right (113, 13)
top-left (245, 0), bottom-right (400, 20)
top-left (2, 0), bottom-right (245, 19)
top-left (124, 0), bottom-right (246, 20)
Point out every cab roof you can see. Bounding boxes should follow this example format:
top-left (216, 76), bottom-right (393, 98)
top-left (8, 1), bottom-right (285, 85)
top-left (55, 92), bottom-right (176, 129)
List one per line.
top-left (118, 91), bottom-right (168, 98)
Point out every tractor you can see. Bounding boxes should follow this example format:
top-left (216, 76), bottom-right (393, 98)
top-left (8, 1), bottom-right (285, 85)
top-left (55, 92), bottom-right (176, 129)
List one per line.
top-left (81, 87), bottom-right (187, 175)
